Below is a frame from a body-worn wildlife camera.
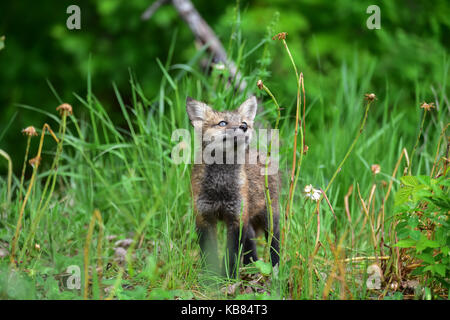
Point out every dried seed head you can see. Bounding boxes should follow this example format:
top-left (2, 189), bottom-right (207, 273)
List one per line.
top-left (371, 164), bottom-right (381, 175)
top-left (364, 93), bottom-right (377, 102)
top-left (56, 103), bottom-right (73, 116)
top-left (29, 156), bottom-right (41, 168)
top-left (420, 102), bottom-right (435, 111)
top-left (22, 126), bottom-right (38, 137)
top-left (272, 32), bottom-right (288, 40)
top-left (390, 281), bottom-right (398, 291)
top-left (303, 144), bottom-right (309, 155)
top-left (257, 80), bottom-right (264, 90)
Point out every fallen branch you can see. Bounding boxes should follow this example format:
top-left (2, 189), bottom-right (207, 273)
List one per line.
top-left (142, 0), bottom-right (247, 91)
top-left (343, 256), bottom-right (390, 263)
top-left (141, 0), bottom-right (170, 21)
top-left (172, 0), bottom-right (246, 90)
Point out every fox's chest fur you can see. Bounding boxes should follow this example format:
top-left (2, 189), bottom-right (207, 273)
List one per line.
top-left (193, 163), bottom-right (245, 221)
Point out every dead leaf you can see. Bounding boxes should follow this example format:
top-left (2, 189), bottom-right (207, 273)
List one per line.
top-left (0, 247), bottom-right (8, 259)
top-left (221, 282), bottom-right (241, 296)
top-left (114, 247), bottom-right (127, 264)
top-left (114, 238), bottom-right (133, 248)
top-left (107, 235), bottom-right (118, 242)
top-left (244, 286), bottom-right (254, 294)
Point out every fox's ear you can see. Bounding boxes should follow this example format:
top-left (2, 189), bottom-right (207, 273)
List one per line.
top-left (186, 97), bottom-right (212, 126)
top-left (237, 96), bottom-right (257, 121)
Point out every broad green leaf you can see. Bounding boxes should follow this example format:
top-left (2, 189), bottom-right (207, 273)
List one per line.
top-left (407, 216), bottom-right (419, 228)
top-left (121, 285), bottom-right (147, 299)
top-left (413, 189), bottom-right (432, 201)
top-left (396, 221), bottom-right (408, 230)
top-left (411, 266), bottom-right (425, 276)
top-left (424, 265), bottom-right (434, 274)
top-left (394, 187), bottom-right (413, 206)
top-left (394, 204), bottom-right (410, 214)
top-left (171, 289), bottom-right (194, 300)
top-left (434, 264), bottom-right (446, 277)
top-left (434, 228), bottom-right (447, 244)
top-left (148, 288), bottom-right (175, 300)
top-left (417, 253), bottom-right (435, 264)
top-left (429, 197), bottom-right (450, 210)
top-left (439, 178), bottom-right (450, 187)
top-left (410, 230), bottom-right (422, 241)
top-left (254, 260), bottom-right (272, 275)
top-left (424, 240), bottom-right (440, 248)
top-left (416, 238), bottom-right (440, 252)
top-left (235, 292), bottom-right (271, 300)
top-left (397, 228), bottom-right (411, 240)
top-left (400, 176), bottom-right (420, 187)
top-left (395, 239), bottom-right (416, 248)
top-left (392, 292), bottom-right (404, 300)
top-left (416, 175), bottom-right (431, 186)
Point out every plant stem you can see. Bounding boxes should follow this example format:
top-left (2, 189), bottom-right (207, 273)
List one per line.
top-left (10, 124), bottom-right (59, 265)
top-left (430, 123), bottom-right (449, 178)
top-left (18, 136), bottom-right (32, 203)
top-left (84, 209), bottom-right (103, 300)
top-left (409, 109), bottom-right (428, 175)
top-left (19, 113), bottom-right (68, 262)
top-left (279, 37), bottom-right (305, 251)
top-left (260, 83), bottom-right (281, 262)
top-left (285, 74), bottom-right (305, 246)
top-left (0, 149), bottom-right (12, 210)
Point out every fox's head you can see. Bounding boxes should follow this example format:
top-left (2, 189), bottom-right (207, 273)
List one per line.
top-left (186, 96), bottom-right (257, 163)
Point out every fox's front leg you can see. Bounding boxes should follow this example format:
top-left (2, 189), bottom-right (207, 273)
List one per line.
top-left (196, 217), bottom-right (220, 275)
top-left (243, 224), bottom-right (258, 265)
top-left (269, 224), bottom-right (280, 267)
top-left (264, 209), bottom-right (280, 267)
top-left (223, 216), bottom-right (248, 278)
top-left (224, 222), bottom-right (243, 278)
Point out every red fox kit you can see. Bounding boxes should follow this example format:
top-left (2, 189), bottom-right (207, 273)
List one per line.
top-left (186, 96), bottom-right (280, 277)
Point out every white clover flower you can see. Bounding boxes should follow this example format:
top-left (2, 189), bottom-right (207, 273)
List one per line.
top-left (213, 63), bottom-right (226, 70)
top-left (303, 184), bottom-right (322, 201)
top-left (304, 184), bottom-right (313, 194)
top-left (311, 189), bottom-right (321, 201)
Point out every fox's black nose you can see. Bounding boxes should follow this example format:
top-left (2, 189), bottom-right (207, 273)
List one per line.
top-left (231, 124), bottom-right (247, 132)
top-left (239, 124), bottom-right (248, 132)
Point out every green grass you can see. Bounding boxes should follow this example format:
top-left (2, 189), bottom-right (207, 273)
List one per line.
top-left (0, 27), bottom-right (448, 300)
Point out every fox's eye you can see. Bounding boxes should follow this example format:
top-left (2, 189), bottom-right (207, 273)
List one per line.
top-left (218, 121), bottom-right (227, 127)
top-left (240, 122), bottom-right (248, 132)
